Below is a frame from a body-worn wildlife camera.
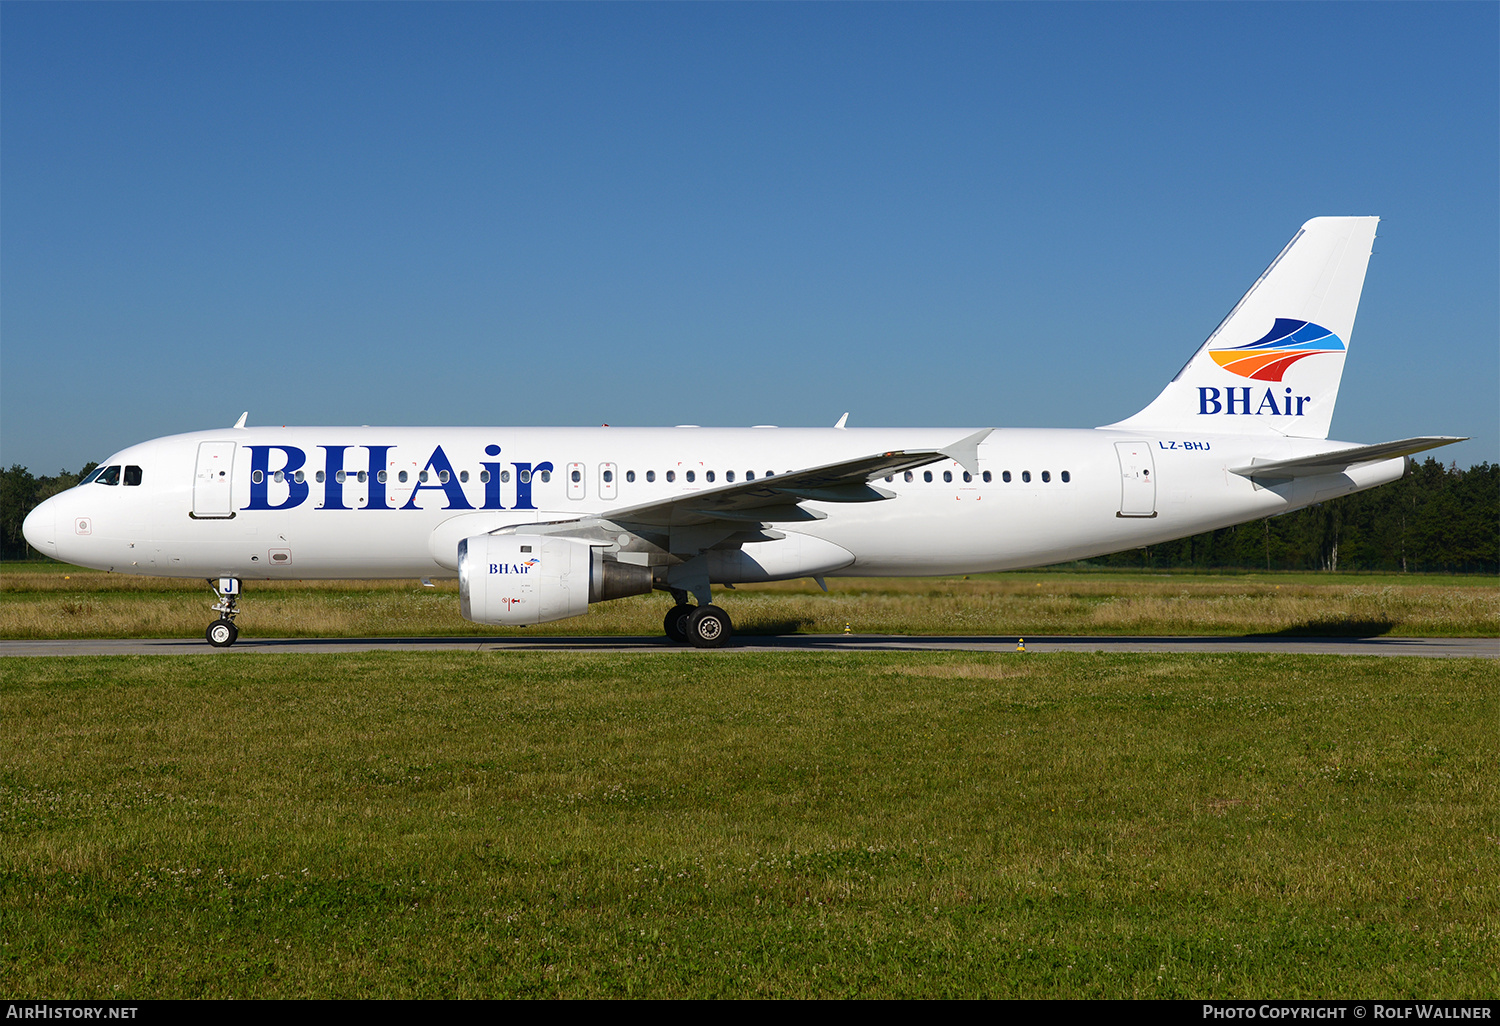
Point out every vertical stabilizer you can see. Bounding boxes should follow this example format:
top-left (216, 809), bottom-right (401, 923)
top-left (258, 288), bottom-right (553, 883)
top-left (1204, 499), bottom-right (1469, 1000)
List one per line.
top-left (1104, 216), bottom-right (1378, 439)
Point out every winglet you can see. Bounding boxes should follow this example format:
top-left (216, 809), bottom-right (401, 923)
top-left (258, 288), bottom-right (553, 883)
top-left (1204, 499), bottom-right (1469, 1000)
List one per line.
top-left (834, 413), bottom-right (849, 429)
top-left (941, 428), bottom-right (993, 474)
top-left (233, 412), bottom-right (249, 429)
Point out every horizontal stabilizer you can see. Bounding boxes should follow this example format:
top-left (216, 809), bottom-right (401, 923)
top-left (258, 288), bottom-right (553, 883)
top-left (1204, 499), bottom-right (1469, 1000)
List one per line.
top-left (1230, 436), bottom-right (1466, 479)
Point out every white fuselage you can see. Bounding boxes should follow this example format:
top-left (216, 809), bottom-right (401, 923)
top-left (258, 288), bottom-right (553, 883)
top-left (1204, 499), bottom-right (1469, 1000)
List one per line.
top-left (23, 425), bottom-right (1406, 582)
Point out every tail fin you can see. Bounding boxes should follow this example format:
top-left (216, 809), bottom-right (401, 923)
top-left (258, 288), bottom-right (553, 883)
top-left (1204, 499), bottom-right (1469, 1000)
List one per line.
top-left (1104, 216), bottom-right (1378, 440)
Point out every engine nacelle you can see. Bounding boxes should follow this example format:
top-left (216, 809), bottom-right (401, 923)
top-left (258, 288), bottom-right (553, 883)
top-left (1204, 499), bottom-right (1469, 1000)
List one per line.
top-left (458, 534), bottom-right (654, 625)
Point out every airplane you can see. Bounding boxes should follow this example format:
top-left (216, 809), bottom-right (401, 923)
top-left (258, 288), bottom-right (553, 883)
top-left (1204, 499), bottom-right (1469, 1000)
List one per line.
top-left (21, 216), bottom-right (1465, 648)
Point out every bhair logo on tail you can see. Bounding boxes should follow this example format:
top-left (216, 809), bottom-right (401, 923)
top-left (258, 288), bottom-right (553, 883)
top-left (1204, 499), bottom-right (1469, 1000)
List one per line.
top-left (1209, 318), bottom-right (1345, 382)
top-left (1105, 216), bottom-right (1378, 440)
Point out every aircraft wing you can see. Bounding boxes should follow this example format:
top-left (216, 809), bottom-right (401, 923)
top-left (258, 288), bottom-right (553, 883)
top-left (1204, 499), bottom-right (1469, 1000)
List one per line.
top-left (606, 429), bottom-right (994, 529)
top-left (1229, 436), bottom-right (1466, 479)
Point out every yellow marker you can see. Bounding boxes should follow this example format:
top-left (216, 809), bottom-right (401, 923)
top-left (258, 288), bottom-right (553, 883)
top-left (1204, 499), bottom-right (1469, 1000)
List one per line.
top-left (1016, 638), bottom-right (1026, 652)
top-left (843, 622), bottom-right (852, 635)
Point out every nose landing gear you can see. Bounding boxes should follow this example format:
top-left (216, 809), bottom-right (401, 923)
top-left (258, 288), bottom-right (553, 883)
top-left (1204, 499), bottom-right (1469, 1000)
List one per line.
top-left (206, 577), bottom-right (241, 647)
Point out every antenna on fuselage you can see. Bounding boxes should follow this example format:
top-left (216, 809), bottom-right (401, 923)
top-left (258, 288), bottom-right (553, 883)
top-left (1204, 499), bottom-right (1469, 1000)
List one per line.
top-left (232, 412), bottom-right (248, 429)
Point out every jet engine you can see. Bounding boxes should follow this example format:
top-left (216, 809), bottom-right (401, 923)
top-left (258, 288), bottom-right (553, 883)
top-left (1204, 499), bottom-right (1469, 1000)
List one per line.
top-left (458, 534), bottom-right (654, 625)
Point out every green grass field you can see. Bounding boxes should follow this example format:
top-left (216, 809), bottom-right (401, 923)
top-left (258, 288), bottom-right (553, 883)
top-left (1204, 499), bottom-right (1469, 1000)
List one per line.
top-left (2, 562), bottom-right (1496, 639)
top-left (2, 651), bottom-right (1495, 998)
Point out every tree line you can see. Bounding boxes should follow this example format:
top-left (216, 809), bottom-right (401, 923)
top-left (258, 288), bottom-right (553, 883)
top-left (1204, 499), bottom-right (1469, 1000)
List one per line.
top-left (1, 457), bottom-right (1495, 573)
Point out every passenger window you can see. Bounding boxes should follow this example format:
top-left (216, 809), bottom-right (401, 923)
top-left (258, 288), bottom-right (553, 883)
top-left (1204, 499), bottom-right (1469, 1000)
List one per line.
top-left (478, 470), bottom-right (489, 483)
top-left (251, 470), bottom-right (264, 485)
top-left (726, 471), bottom-right (735, 482)
top-left (501, 470), bottom-right (511, 483)
top-left (746, 471), bottom-right (755, 481)
top-left (398, 471), bottom-right (408, 484)
top-left (124, 466), bottom-right (143, 486)
top-left (519, 470), bottom-right (531, 483)
top-left (294, 470), bottom-right (305, 484)
top-left (982, 471), bottom-right (992, 483)
top-left (885, 475), bottom-right (893, 483)
top-left (646, 470), bottom-right (656, 483)
top-left (274, 471), bottom-right (285, 484)
top-left (439, 470), bottom-right (449, 484)
top-left (904, 471), bottom-right (913, 483)
top-left (1061, 470), bottom-right (1071, 483)
top-left (603, 469), bottom-right (614, 483)
top-left (943, 471), bottom-right (952, 483)
top-left (686, 471), bottom-right (696, 483)
top-left (962, 471), bottom-right (971, 483)
top-left (358, 470), bottom-right (368, 484)
top-left (1041, 471), bottom-right (1051, 483)
top-left (457, 470), bottom-right (466, 483)
top-left (666, 471), bottom-right (676, 482)
top-left (923, 471), bottom-right (933, 483)
top-left (706, 470), bottom-right (715, 483)
top-left (625, 470), bottom-right (635, 483)
top-left (571, 469), bottom-right (582, 483)
top-left (1022, 471), bottom-right (1031, 483)
top-left (378, 471), bottom-right (388, 484)
top-left (1002, 471), bottom-right (1011, 483)
top-left (315, 470), bottom-right (326, 484)
top-left (539, 470), bottom-right (551, 483)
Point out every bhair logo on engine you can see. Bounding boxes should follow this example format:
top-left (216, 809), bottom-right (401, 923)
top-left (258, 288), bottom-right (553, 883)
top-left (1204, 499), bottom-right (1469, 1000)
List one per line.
top-left (1196, 318), bottom-right (1343, 418)
top-left (486, 558), bottom-right (540, 573)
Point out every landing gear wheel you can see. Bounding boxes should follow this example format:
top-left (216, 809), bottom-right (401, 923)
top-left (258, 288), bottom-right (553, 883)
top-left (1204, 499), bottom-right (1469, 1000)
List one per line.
top-left (664, 604), bottom-right (695, 644)
top-left (206, 618), bottom-right (239, 648)
top-left (687, 604), bottom-right (732, 649)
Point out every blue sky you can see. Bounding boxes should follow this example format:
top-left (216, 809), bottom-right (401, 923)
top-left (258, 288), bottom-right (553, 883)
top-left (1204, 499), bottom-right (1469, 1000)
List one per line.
top-left (3, 2), bottom-right (1496, 473)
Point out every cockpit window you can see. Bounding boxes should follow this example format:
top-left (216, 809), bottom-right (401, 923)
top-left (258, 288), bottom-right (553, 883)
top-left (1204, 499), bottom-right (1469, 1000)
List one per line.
top-left (78, 466), bottom-right (105, 485)
top-left (95, 465), bottom-right (121, 486)
top-left (124, 466), bottom-right (143, 486)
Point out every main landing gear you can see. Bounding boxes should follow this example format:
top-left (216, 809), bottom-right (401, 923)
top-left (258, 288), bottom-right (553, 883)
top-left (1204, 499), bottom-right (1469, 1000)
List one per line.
top-left (206, 577), bottom-right (241, 647)
top-left (664, 602), bottom-right (733, 648)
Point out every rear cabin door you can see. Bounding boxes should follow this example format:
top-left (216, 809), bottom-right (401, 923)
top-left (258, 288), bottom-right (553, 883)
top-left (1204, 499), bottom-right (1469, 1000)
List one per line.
top-left (1114, 441), bottom-right (1157, 518)
top-left (193, 441), bottom-right (237, 517)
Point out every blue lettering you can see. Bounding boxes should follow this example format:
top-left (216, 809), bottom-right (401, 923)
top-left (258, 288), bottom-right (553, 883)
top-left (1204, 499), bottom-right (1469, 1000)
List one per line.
top-left (1225, 387), bottom-right (1252, 415)
top-left (481, 445), bottom-right (505, 510)
top-left (512, 461), bottom-right (554, 510)
top-left (1256, 389), bottom-right (1282, 416)
top-left (1198, 387), bottom-right (1222, 415)
top-left (244, 446), bottom-right (309, 510)
top-left (363, 446), bottom-right (393, 510)
top-left (319, 445), bottom-right (351, 510)
top-left (401, 445), bottom-right (475, 511)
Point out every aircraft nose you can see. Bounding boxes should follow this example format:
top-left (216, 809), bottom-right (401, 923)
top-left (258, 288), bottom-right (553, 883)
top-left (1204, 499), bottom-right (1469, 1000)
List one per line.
top-left (22, 497), bottom-right (57, 557)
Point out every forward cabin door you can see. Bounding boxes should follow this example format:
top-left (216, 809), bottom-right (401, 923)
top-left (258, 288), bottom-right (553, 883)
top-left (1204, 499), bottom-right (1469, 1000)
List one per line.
top-left (192, 441), bottom-right (237, 518)
top-left (1114, 441), bottom-right (1157, 518)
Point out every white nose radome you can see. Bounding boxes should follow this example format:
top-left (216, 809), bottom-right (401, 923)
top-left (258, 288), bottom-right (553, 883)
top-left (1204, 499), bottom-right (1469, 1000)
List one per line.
top-left (22, 496), bottom-right (57, 557)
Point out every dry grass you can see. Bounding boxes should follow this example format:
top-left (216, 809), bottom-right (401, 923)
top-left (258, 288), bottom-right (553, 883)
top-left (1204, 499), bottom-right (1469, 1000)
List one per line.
top-left (1, 563), bottom-right (1495, 638)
